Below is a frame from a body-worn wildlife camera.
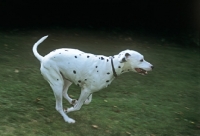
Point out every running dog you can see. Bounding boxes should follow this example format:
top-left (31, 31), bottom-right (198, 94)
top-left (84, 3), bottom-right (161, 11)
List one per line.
top-left (33, 35), bottom-right (154, 123)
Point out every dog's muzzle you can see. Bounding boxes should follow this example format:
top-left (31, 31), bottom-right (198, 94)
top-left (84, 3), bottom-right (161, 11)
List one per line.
top-left (135, 66), bottom-right (153, 75)
top-left (135, 68), bottom-right (148, 75)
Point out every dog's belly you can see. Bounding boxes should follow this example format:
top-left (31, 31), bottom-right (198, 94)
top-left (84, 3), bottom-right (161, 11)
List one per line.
top-left (44, 48), bottom-right (114, 91)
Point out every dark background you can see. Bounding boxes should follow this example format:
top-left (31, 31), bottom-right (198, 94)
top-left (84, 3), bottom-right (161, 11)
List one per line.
top-left (1, 0), bottom-right (199, 29)
top-left (0, 0), bottom-right (199, 45)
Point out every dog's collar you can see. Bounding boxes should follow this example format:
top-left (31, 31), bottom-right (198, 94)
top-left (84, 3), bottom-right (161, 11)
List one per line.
top-left (110, 57), bottom-right (118, 78)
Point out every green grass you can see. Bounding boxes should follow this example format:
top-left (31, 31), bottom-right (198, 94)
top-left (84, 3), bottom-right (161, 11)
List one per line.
top-left (0, 28), bottom-right (199, 136)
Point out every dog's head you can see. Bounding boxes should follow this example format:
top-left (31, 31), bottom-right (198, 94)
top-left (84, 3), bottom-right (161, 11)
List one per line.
top-left (118, 50), bottom-right (153, 75)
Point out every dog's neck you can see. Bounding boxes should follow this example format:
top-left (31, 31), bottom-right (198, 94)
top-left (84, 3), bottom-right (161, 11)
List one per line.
top-left (111, 56), bottom-right (125, 77)
top-left (110, 57), bottom-right (118, 78)
top-left (112, 55), bottom-right (133, 76)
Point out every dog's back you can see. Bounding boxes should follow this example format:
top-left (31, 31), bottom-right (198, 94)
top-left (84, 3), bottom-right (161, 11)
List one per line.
top-left (41, 48), bottom-right (114, 91)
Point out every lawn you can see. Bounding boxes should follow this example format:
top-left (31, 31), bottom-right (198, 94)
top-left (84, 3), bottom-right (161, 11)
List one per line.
top-left (0, 27), bottom-right (199, 136)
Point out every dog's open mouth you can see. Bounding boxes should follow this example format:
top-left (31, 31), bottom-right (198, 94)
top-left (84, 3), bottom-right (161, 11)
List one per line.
top-left (135, 68), bottom-right (148, 75)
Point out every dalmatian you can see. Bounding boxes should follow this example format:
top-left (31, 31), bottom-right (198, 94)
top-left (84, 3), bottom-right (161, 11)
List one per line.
top-left (33, 35), bottom-right (154, 123)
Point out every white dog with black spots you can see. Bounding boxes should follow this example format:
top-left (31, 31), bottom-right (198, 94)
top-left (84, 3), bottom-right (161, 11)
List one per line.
top-left (33, 35), bottom-right (154, 123)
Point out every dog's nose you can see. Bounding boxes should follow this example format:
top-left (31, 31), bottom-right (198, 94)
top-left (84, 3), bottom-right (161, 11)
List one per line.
top-left (151, 66), bottom-right (154, 69)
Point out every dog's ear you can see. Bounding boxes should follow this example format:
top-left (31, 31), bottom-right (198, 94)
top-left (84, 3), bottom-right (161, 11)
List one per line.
top-left (120, 53), bottom-right (131, 63)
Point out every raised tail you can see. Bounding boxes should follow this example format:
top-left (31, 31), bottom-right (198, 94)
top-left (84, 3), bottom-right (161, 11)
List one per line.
top-left (32, 35), bottom-right (48, 62)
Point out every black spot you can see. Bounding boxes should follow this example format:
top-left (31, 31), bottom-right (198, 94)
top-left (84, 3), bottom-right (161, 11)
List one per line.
top-left (57, 79), bottom-right (59, 81)
top-left (73, 70), bottom-right (76, 74)
top-left (128, 69), bottom-right (130, 71)
top-left (77, 84), bottom-right (79, 87)
top-left (78, 80), bottom-right (81, 83)
top-left (87, 56), bottom-right (90, 58)
top-left (75, 56), bottom-right (77, 58)
top-left (96, 66), bottom-right (98, 68)
top-left (97, 71), bottom-right (99, 72)
top-left (118, 66), bottom-right (121, 68)
top-left (107, 72), bottom-right (110, 74)
top-left (125, 53), bottom-right (131, 57)
top-left (59, 53), bottom-right (61, 54)
top-left (121, 58), bottom-right (126, 63)
top-left (54, 57), bottom-right (56, 58)
top-left (101, 57), bottom-right (104, 60)
top-left (65, 50), bottom-right (68, 51)
top-left (106, 80), bottom-right (109, 82)
top-left (85, 79), bottom-right (87, 81)
top-left (107, 59), bottom-right (109, 62)
top-left (72, 99), bottom-right (76, 104)
top-left (121, 70), bottom-right (124, 73)
top-left (99, 57), bottom-right (101, 59)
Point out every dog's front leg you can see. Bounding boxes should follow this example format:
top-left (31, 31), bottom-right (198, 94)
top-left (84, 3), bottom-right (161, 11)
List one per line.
top-left (84, 94), bottom-right (92, 105)
top-left (66, 89), bottom-right (91, 113)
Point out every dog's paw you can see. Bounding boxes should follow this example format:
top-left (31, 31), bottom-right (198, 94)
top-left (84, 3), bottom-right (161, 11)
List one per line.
top-left (65, 107), bottom-right (74, 113)
top-left (71, 99), bottom-right (77, 106)
top-left (84, 99), bottom-right (90, 105)
top-left (67, 118), bottom-right (76, 124)
top-left (63, 116), bottom-right (75, 123)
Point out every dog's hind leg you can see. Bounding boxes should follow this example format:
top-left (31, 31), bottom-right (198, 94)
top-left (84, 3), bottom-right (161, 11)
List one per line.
top-left (51, 84), bottom-right (75, 123)
top-left (41, 67), bottom-right (75, 123)
top-left (62, 80), bottom-right (77, 105)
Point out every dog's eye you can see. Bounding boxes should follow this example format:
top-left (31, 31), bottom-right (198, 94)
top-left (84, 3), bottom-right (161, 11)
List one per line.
top-left (140, 59), bottom-right (144, 62)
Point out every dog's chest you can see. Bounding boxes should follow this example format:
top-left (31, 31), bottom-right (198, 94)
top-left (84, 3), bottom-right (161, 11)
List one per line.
top-left (47, 49), bottom-right (115, 91)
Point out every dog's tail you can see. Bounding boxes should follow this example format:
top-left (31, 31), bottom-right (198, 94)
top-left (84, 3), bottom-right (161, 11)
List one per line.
top-left (32, 35), bottom-right (48, 62)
